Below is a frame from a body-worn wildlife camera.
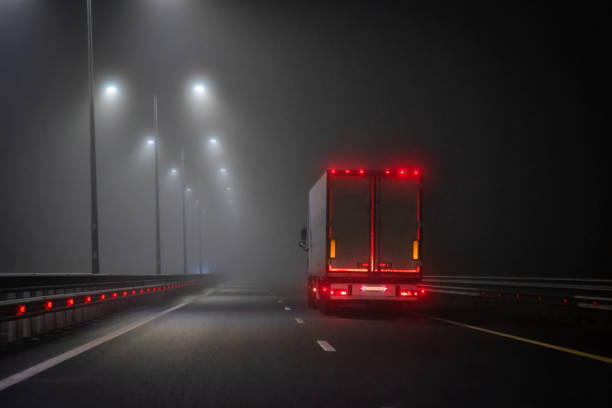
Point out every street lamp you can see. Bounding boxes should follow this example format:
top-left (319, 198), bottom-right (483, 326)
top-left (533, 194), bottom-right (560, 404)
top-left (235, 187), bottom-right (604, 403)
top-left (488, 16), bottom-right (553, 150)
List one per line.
top-left (170, 168), bottom-right (178, 175)
top-left (104, 84), bottom-right (118, 97)
top-left (192, 82), bottom-right (207, 97)
top-left (219, 168), bottom-right (227, 174)
top-left (146, 137), bottom-right (155, 146)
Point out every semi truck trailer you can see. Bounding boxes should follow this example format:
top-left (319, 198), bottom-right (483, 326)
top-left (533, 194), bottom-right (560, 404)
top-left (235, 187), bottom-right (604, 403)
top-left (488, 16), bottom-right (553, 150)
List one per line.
top-left (303, 168), bottom-right (424, 313)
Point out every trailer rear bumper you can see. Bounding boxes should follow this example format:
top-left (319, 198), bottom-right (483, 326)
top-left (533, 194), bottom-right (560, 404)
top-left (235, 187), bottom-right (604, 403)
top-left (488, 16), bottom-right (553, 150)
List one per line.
top-left (308, 279), bottom-right (425, 306)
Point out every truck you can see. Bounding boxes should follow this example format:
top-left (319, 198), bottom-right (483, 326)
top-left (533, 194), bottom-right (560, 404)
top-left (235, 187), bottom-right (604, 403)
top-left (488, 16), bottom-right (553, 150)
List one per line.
top-left (301, 168), bottom-right (424, 313)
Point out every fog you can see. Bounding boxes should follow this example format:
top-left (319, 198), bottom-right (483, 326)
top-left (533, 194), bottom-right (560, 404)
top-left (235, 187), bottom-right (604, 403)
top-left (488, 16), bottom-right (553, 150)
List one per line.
top-left (0, 0), bottom-right (609, 289)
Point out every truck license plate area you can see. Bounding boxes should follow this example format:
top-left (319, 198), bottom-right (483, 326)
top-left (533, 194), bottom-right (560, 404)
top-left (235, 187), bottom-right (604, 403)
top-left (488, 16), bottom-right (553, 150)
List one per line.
top-left (359, 284), bottom-right (390, 295)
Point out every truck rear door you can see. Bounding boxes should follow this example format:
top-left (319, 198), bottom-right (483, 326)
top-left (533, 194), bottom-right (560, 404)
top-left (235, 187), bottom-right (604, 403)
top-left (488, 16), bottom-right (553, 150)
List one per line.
top-left (377, 175), bottom-right (420, 272)
top-left (328, 175), bottom-right (371, 272)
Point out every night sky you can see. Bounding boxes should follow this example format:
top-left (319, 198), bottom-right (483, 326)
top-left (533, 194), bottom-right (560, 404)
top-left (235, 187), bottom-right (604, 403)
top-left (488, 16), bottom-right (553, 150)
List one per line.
top-left (0, 0), bottom-right (609, 285)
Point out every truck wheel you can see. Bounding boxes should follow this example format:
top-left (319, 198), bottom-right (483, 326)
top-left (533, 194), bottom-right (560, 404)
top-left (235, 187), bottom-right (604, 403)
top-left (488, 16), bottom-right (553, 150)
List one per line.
top-left (307, 293), bottom-right (315, 308)
top-left (319, 300), bottom-right (335, 315)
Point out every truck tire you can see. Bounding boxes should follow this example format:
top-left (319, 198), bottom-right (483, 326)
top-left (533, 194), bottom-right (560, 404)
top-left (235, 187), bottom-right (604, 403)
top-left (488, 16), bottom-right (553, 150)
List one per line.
top-left (319, 300), bottom-right (335, 315)
top-left (307, 293), bottom-right (315, 308)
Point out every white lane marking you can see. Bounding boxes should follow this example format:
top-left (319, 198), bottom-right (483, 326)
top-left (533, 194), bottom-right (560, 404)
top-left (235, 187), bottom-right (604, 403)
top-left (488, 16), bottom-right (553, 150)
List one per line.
top-left (295, 318), bottom-right (304, 324)
top-left (0, 288), bottom-right (215, 392)
top-left (284, 306), bottom-right (292, 311)
top-left (277, 300), bottom-right (283, 303)
top-left (317, 340), bottom-right (336, 352)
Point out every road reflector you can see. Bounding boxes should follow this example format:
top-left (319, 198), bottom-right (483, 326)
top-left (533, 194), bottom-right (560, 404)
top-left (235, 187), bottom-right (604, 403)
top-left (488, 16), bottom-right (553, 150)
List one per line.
top-left (412, 240), bottom-right (419, 260)
top-left (330, 239), bottom-right (336, 259)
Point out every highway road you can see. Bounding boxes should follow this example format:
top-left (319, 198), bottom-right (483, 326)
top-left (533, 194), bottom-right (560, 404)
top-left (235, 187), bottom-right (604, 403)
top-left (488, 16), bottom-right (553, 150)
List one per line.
top-left (1, 285), bottom-right (610, 407)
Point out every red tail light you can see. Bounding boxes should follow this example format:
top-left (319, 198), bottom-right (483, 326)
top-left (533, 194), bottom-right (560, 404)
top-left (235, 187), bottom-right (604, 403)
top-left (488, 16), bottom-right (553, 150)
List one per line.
top-left (140, 289), bottom-right (144, 294)
top-left (17, 305), bottom-right (26, 315)
top-left (44, 301), bottom-right (53, 310)
top-left (413, 169), bottom-right (420, 175)
top-left (85, 296), bottom-right (92, 303)
top-left (344, 169), bottom-right (351, 174)
top-left (399, 169), bottom-right (406, 175)
top-left (100, 294), bottom-right (106, 300)
top-left (400, 291), bottom-right (412, 297)
top-left (312, 287), bottom-right (317, 293)
top-left (384, 169), bottom-right (391, 175)
top-left (383, 285), bottom-right (389, 292)
top-left (330, 169), bottom-right (336, 175)
top-left (146, 288), bottom-right (150, 292)
top-left (420, 289), bottom-right (426, 294)
top-left (358, 169), bottom-right (365, 175)
top-left (122, 291), bottom-right (128, 296)
top-left (132, 290), bottom-right (136, 295)
top-left (66, 298), bottom-right (74, 306)
top-left (153, 287), bottom-right (156, 291)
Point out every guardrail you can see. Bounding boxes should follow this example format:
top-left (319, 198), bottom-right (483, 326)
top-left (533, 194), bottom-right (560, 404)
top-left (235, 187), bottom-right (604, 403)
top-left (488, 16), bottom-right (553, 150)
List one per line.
top-left (419, 275), bottom-right (612, 311)
top-left (0, 274), bottom-right (217, 344)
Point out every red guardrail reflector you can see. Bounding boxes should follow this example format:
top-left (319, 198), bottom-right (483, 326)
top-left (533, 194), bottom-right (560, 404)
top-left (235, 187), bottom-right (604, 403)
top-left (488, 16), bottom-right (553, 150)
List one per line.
top-left (66, 298), bottom-right (74, 306)
top-left (112, 292), bottom-right (117, 298)
top-left (85, 296), bottom-right (91, 303)
top-left (17, 305), bottom-right (26, 316)
top-left (100, 294), bottom-right (106, 300)
top-left (44, 301), bottom-right (53, 310)
top-left (122, 291), bottom-right (127, 296)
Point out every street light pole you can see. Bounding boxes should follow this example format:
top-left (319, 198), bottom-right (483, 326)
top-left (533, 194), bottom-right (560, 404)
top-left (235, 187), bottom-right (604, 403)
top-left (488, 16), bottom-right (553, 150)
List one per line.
top-left (198, 204), bottom-right (203, 274)
top-left (181, 148), bottom-right (187, 274)
top-left (153, 95), bottom-right (162, 275)
top-left (87, 0), bottom-right (100, 274)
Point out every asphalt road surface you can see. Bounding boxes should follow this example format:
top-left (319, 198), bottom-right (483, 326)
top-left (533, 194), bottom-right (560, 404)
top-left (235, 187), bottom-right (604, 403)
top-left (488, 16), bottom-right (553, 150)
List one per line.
top-left (1, 285), bottom-right (610, 407)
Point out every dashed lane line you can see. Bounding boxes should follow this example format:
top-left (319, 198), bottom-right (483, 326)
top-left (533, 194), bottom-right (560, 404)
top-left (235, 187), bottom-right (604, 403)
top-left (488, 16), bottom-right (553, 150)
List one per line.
top-left (284, 306), bottom-right (292, 311)
top-left (295, 318), bottom-right (304, 324)
top-left (317, 340), bottom-right (336, 352)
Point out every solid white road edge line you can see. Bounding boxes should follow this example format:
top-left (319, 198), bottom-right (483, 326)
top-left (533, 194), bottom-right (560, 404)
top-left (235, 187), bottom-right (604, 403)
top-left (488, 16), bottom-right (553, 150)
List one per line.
top-left (0, 288), bottom-right (215, 393)
top-left (317, 340), bottom-right (336, 352)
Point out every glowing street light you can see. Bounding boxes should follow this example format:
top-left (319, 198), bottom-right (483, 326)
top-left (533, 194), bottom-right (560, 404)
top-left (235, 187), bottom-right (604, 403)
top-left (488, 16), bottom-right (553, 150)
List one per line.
top-left (170, 168), bottom-right (178, 175)
top-left (225, 187), bottom-right (231, 192)
top-left (104, 83), bottom-right (118, 97)
top-left (186, 187), bottom-right (192, 193)
top-left (146, 137), bottom-right (155, 146)
top-left (209, 138), bottom-right (218, 145)
top-left (192, 82), bottom-right (207, 96)
top-left (219, 168), bottom-right (227, 174)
